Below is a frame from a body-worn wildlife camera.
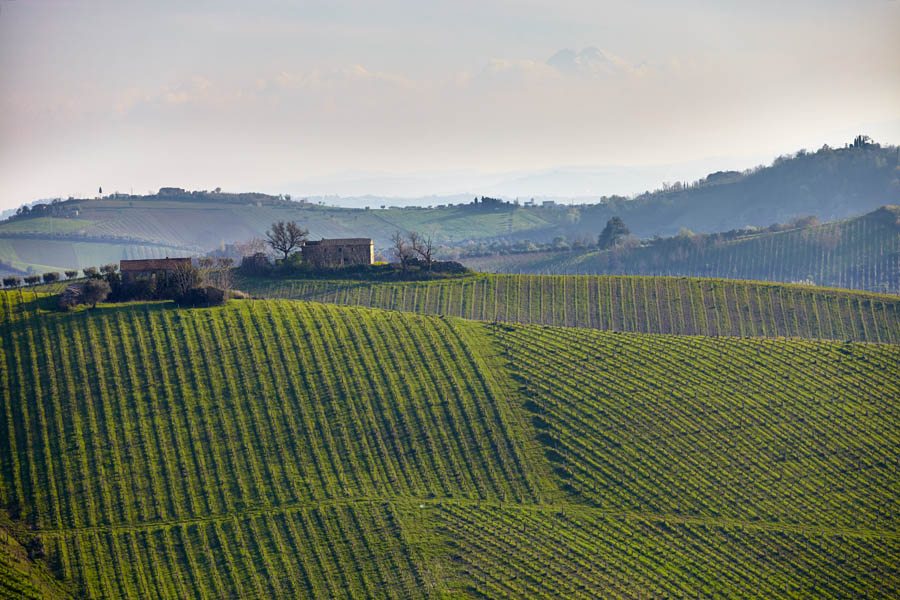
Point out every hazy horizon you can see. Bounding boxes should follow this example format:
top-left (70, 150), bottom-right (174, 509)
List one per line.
top-left (1, 0), bottom-right (898, 210)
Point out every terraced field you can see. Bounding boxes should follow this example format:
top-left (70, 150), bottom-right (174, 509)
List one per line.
top-left (241, 273), bottom-right (900, 343)
top-left (2, 290), bottom-right (899, 598)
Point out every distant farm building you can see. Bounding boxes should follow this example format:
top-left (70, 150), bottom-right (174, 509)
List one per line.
top-left (302, 238), bottom-right (374, 267)
top-left (120, 257), bottom-right (192, 283)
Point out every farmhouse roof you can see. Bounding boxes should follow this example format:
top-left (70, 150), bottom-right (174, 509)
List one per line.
top-left (120, 257), bottom-right (192, 271)
top-left (304, 238), bottom-right (373, 246)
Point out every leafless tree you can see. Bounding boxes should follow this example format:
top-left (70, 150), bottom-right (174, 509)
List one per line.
top-left (266, 221), bottom-right (308, 260)
top-left (208, 257), bottom-right (235, 293)
top-left (390, 231), bottom-right (413, 271)
top-left (408, 231), bottom-right (435, 271)
top-left (170, 262), bottom-right (201, 297)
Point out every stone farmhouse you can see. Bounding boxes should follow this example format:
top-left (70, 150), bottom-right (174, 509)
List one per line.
top-left (120, 257), bottom-right (192, 283)
top-left (301, 238), bottom-right (374, 268)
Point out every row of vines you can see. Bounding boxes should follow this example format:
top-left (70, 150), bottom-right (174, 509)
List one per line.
top-left (462, 208), bottom-right (900, 294)
top-left (429, 502), bottom-right (900, 599)
top-left (491, 322), bottom-right (900, 530)
top-left (244, 274), bottom-right (900, 343)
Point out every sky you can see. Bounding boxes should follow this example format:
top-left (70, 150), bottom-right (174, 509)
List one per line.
top-left (1, 0), bottom-right (899, 209)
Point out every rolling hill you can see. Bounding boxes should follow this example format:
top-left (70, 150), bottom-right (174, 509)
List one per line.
top-left (2, 141), bottom-right (898, 275)
top-left (238, 273), bottom-right (900, 343)
top-left (461, 206), bottom-right (900, 294)
top-left (1, 288), bottom-right (899, 598)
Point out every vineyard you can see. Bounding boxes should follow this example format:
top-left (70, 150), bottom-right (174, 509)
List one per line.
top-left (239, 273), bottom-right (900, 343)
top-left (1, 513), bottom-right (74, 600)
top-left (461, 206), bottom-right (900, 294)
top-left (492, 323), bottom-right (900, 530)
top-left (423, 503), bottom-right (900, 599)
top-left (1, 290), bottom-right (899, 598)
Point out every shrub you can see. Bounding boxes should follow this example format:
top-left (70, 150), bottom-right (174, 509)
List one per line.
top-left (126, 277), bottom-right (157, 300)
top-left (42, 272), bottom-right (60, 284)
top-left (24, 275), bottom-right (41, 286)
top-left (175, 285), bottom-right (226, 307)
top-left (230, 289), bottom-right (250, 299)
top-left (64, 270), bottom-right (79, 279)
top-left (83, 266), bottom-right (100, 278)
top-left (2, 276), bottom-right (20, 288)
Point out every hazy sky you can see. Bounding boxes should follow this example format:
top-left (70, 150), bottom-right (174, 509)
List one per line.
top-left (1, 0), bottom-right (899, 208)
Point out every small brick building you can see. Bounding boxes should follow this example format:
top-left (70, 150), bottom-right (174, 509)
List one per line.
top-left (120, 257), bottom-right (192, 283)
top-left (301, 238), bottom-right (374, 268)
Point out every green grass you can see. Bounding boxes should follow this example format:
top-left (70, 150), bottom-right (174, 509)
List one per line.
top-left (239, 272), bottom-right (900, 343)
top-left (2, 290), bottom-right (898, 598)
top-left (463, 206), bottom-right (900, 294)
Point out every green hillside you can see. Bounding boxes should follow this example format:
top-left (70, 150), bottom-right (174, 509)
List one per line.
top-left (2, 142), bottom-right (898, 275)
top-left (0, 194), bottom-right (557, 273)
top-left (1, 512), bottom-right (75, 600)
top-left (1, 291), bottom-right (899, 598)
top-left (239, 273), bottom-right (900, 343)
top-left (462, 206), bottom-right (900, 294)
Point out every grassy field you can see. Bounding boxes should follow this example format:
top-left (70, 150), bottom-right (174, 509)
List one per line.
top-left (1, 289), bottom-right (899, 598)
top-left (462, 206), bottom-right (900, 294)
top-left (239, 273), bottom-right (900, 343)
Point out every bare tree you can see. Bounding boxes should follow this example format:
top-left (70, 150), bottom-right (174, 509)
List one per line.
top-left (207, 257), bottom-right (235, 293)
top-left (390, 231), bottom-right (413, 271)
top-left (266, 221), bottom-right (308, 261)
top-left (170, 262), bottom-right (201, 298)
top-left (408, 232), bottom-right (435, 271)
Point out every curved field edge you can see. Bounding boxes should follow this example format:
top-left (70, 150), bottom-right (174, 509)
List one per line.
top-left (238, 273), bottom-right (900, 343)
top-left (1, 291), bottom-right (899, 598)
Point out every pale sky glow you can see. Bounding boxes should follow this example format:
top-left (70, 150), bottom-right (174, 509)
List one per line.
top-left (1, 0), bottom-right (899, 208)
